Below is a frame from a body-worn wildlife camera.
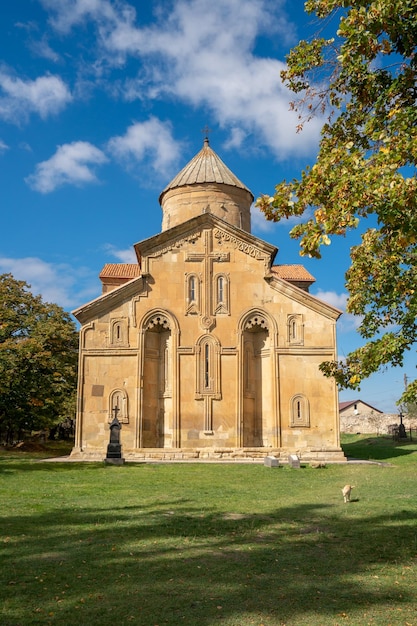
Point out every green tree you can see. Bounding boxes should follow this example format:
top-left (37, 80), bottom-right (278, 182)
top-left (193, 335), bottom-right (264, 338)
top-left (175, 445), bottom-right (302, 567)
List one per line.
top-left (257, 0), bottom-right (417, 404)
top-left (0, 274), bottom-right (78, 443)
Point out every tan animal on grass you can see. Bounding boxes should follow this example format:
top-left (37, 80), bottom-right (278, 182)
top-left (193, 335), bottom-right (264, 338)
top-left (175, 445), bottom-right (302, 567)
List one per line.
top-left (342, 484), bottom-right (355, 503)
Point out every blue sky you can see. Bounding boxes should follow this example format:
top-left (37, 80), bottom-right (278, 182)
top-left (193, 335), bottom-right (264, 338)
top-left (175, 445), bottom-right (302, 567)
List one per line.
top-left (0, 0), bottom-right (413, 414)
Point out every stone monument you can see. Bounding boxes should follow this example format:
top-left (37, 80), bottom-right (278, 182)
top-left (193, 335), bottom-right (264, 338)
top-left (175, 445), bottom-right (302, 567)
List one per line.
top-left (105, 407), bottom-right (125, 465)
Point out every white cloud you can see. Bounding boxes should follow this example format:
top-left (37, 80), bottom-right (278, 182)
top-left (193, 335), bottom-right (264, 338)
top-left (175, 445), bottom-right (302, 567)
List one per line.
top-left (251, 204), bottom-right (278, 235)
top-left (0, 139), bottom-right (8, 152)
top-left (107, 117), bottom-right (183, 178)
top-left (26, 118), bottom-right (181, 193)
top-left (103, 244), bottom-right (137, 263)
top-left (222, 127), bottom-right (248, 151)
top-left (0, 69), bottom-right (72, 122)
top-left (29, 37), bottom-right (61, 63)
top-left (19, 142), bottom-right (33, 152)
top-left (314, 289), bottom-right (348, 311)
top-left (313, 289), bottom-right (362, 332)
top-left (107, 0), bottom-right (319, 159)
top-left (26, 141), bottom-right (108, 193)
top-left (40, 0), bottom-right (117, 33)
top-left (339, 311), bottom-right (363, 334)
top-left (41, 0), bottom-right (322, 160)
top-left (0, 256), bottom-right (99, 309)
top-left (251, 203), bottom-right (315, 235)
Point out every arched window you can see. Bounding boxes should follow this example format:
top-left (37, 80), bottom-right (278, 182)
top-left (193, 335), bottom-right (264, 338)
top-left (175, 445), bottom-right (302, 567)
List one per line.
top-left (189, 276), bottom-right (196, 302)
top-left (204, 343), bottom-right (210, 388)
top-left (290, 394), bottom-right (310, 428)
top-left (195, 335), bottom-right (221, 399)
top-left (287, 315), bottom-right (303, 345)
top-left (217, 276), bottom-right (224, 303)
top-left (185, 273), bottom-right (200, 314)
top-left (214, 273), bottom-right (229, 314)
top-left (199, 340), bottom-right (213, 391)
top-left (110, 319), bottom-right (128, 346)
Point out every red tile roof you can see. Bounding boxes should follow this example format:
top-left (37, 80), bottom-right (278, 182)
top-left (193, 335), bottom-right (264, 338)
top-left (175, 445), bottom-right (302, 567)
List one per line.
top-left (99, 263), bottom-right (140, 279)
top-left (271, 264), bottom-right (315, 283)
top-left (98, 263), bottom-right (315, 285)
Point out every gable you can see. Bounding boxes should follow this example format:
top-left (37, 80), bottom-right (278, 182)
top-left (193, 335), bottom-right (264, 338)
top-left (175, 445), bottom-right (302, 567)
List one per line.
top-left (73, 211), bottom-right (340, 326)
top-left (134, 212), bottom-right (277, 276)
top-left (266, 272), bottom-right (342, 321)
top-left (339, 400), bottom-right (383, 414)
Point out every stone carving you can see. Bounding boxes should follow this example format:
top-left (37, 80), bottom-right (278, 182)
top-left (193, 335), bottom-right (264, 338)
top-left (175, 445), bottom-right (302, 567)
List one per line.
top-left (146, 314), bottom-right (171, 331)
top-left (200, 315), bottom-right (215, 331)
top-left (149, 232), bottom-right (201, 258)
top-left (244, 314), bottom-right (269, 331)
top-left (214, 228), bottom-right (267, 261)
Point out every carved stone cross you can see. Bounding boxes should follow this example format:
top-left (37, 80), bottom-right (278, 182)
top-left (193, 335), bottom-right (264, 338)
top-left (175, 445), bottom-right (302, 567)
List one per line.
top-left (186, 229), bottom-right (229, 329)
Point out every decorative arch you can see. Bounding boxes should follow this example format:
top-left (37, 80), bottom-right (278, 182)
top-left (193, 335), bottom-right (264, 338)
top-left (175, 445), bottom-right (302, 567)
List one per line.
top-left (110, 318), bottom-right (128, 346)
top-left (139, 308), bottom-right (180, 339)
top-left (108, 388), bottom-right (129, 423)
top-left (78, 321), bottom-right (95, 349)
top-left (195, 334), bottom-right (221, 399)
top-left (237, 308), bottom-right (279, 448)
top-left (194, 333), bottom-right (222, 434)
top-left (214, 273), bottom-right (230, 315)
top-left (144, 312), bottom-right (171, 332)
top-left (185, 272), bottom-right (201, 315)
top-left (237, 307), bottom-right (278, 338)
top-left (287, 314), bottom-right (304, 345)
top-left (290, 394), bottom-right (310, 428)
top-left (138, 309), bottom-right (180, 449)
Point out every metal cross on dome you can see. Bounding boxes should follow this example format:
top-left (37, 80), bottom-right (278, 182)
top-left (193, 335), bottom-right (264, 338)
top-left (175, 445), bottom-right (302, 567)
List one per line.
top-left (201, 125), bottom-right (212, 141)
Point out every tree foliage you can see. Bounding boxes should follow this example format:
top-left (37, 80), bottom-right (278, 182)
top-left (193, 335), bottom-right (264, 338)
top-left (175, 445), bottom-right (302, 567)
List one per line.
top-left (257, 0), bottom-right (417, 404)
top-left (0, 274), bottom-right (78, 443)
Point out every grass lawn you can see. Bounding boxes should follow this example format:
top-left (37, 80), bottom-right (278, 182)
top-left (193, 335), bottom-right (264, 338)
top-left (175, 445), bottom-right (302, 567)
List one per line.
top-left (1, 435), bottom-right (417, 626)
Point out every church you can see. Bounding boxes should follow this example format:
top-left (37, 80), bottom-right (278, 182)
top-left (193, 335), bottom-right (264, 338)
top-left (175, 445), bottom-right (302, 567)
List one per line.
top-left (71, 138), bottom-right (345, 462)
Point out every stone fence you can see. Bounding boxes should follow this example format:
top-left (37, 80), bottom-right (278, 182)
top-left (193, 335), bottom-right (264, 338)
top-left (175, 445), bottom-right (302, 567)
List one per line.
top-left (340, 411), bottom-right (417, 435)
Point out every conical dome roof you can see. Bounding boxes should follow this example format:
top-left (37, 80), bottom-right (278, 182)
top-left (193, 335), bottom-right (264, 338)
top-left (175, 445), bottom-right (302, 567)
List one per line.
top-left (159, 137), bottom-right (253, 201)
top-left (159, 138), bottom-right (253, 233)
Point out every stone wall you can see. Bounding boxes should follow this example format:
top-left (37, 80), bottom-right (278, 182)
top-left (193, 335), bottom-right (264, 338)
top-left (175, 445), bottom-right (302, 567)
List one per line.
top-left (340, 411), bottom-right (417, 435)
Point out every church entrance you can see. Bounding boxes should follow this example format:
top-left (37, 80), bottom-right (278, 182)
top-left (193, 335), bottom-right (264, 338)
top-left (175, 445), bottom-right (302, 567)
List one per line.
top-left (242, 316), bottom-right (271, 447)
top-left (142, 316), bottom-right (173, 448)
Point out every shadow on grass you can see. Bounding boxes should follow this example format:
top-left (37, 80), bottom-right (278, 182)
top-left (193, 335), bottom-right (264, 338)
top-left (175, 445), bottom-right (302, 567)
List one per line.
top-left (0, 460), bottom-right (107, 474)
top-left (1, 489), bottom-right (416, 625)
top-left (341, 435), bottom-right (417, 460)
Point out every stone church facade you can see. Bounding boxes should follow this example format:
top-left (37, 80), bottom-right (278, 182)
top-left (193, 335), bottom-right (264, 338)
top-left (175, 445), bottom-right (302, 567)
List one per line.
top-left (71, 139), bottom-right (345, 462)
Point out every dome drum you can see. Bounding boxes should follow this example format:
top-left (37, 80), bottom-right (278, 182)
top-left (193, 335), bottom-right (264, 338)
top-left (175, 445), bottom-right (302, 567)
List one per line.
top-left (161, 183), bottom-right (252, 232)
